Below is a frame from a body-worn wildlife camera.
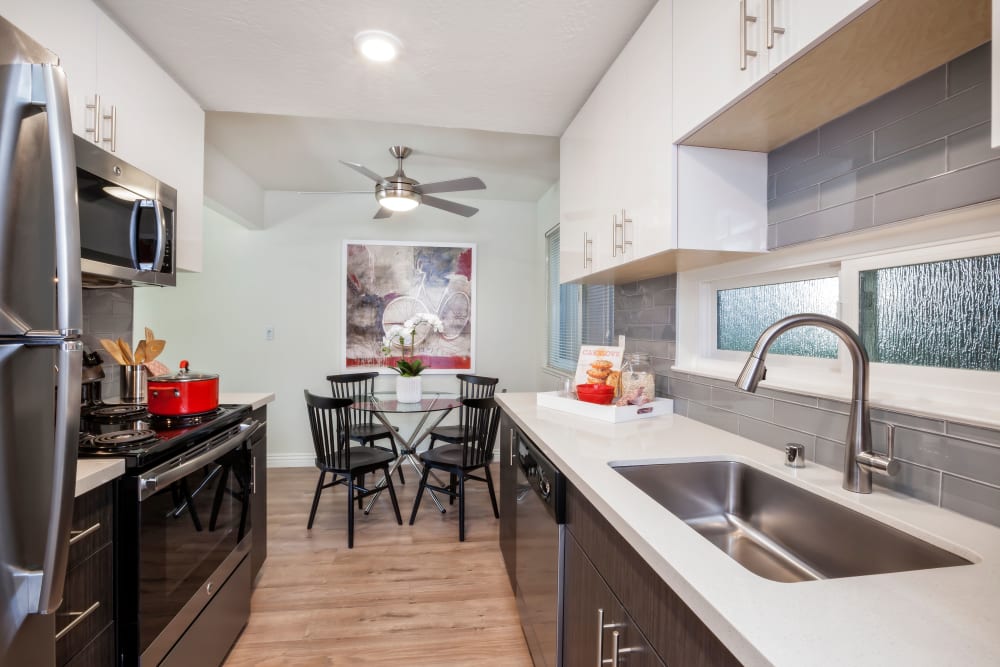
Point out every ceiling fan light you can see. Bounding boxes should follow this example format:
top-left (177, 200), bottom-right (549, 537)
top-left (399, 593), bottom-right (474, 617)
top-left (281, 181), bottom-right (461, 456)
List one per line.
top-left (354, 30), bottom-right (402, 62)
top-left (379, 194), bottom-right (420, 212)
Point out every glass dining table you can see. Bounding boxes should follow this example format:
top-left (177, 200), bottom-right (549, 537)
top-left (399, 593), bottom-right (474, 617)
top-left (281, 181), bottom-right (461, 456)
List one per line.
top-left (354, 392), bottom-right (462, 514)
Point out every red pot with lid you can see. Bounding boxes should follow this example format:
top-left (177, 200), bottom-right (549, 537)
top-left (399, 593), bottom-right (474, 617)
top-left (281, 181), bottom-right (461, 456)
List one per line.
top-left (147, 360), bottom-right (220, 416)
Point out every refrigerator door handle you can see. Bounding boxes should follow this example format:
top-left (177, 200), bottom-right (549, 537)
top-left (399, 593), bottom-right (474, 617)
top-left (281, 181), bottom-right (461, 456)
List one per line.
top-left (12, 341), bottom-right (82, 614)
top-left (31, 63), bottom-right (81, 337)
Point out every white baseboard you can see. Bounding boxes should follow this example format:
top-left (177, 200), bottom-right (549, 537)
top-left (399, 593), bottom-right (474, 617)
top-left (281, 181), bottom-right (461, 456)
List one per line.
top-left (267, 452), bottom-right (314, 468)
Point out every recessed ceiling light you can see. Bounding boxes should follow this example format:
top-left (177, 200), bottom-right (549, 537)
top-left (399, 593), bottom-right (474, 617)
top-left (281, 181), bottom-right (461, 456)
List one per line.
top-left (354, 30), bottom-right (402, 63)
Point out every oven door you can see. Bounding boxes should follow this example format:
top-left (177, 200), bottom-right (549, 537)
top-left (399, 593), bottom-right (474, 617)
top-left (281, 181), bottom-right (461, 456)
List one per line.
top-left (118, 420), bottom-right (258, 665)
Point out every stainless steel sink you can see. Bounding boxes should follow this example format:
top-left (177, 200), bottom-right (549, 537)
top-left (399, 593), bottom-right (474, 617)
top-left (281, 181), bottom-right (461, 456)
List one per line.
top-left (613, 460), bottom-right (971, 583)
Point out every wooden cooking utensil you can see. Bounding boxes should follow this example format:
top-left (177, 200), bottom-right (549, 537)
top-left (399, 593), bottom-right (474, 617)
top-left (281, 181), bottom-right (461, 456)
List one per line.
top-left (146, 339), bottom-right (166, 362)
top-left (134, 339), bottom-right (147, 364)
top-left (145, 326), bottom-right (154, 349)
top-left (100, 338), bottom-right (127, 365)
top-left (117, 338), bottom-right (134, 365)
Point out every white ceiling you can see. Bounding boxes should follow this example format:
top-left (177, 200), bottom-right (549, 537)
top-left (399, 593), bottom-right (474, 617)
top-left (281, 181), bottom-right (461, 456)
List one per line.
top-left (206, 112), bottom-right (560, 200)
top-left (96, 0), bottom-right (656, 199)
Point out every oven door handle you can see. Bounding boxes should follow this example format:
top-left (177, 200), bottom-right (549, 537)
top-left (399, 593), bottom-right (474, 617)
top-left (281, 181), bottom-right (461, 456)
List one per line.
top-left (138, 420), bottom-right (260, 501)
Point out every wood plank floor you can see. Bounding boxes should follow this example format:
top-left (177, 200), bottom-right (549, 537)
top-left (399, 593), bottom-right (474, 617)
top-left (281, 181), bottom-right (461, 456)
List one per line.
top-left (225, 465), bottom-right (533, 666)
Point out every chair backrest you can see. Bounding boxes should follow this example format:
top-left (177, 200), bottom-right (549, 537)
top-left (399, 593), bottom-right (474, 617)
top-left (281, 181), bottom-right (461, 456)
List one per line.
top-left (455, 374), bottom-right (499, 425)
top-left (327, 371), bottom-right (379, 430)
top-left (304, 390), bottom-right (353, 470)
top-left (459, 397), bottom-right (501, 468)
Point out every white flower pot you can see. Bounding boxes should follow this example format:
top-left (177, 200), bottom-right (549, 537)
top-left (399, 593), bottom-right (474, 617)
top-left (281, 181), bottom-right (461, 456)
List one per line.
top-left (396, 375), bottom-right (422, 403)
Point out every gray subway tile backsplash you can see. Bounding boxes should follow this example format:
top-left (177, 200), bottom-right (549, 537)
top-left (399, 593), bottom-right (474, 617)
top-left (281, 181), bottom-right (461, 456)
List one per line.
top-left (873, 461), bottom-right (942, 505)
top-left (769, 185), bottom-right (820, 224)
top-left (772, 401), bottom-right (849, 442)
top-left (737, 416), bottom-right (816, 458)
top-left (941, 475), bottom-right (1000, 527)
top-left (775, 133), bottom-right (873, 198)
top-left (772, 197), bottom-right (873, 246)
top-left (768, 46), bottom-right (998, 250)
top-left (947, 43), bottom-right (990, 97)
top-left (873, 156), bottom-right (1000, 226)
top-left (948, 122), bottom-right (1000, 171)
top-left (891, 428), bottom-right (1000, 483)
top-left (687, 401), bottom-right (740, 434)
top-left (819, 139), bottom-right (947, 209)
top-left (710, 386), bottom-right (774, 420)
top-left (874, 83), bottom-right (989, 160)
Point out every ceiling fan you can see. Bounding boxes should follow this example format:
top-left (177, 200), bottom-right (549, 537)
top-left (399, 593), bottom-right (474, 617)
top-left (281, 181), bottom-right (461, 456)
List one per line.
top-left (318, 146), bottom-right (487, 219)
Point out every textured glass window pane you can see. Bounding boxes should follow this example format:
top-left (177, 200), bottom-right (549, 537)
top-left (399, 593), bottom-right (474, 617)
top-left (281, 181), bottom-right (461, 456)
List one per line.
top-left (717, 278), bottom-right (839, 357)
top-left (859, 253), bottom-right (1000, 371)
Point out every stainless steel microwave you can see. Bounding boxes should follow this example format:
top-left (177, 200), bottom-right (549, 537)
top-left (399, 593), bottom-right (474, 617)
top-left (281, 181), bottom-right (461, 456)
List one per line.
top-left (75, 136), bottom-right (176, 287)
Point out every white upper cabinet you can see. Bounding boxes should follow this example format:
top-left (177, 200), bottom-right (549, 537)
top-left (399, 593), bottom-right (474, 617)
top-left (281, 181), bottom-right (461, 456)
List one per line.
top-left (560, 0), bottom-right (767, 284)
top-left (993, 0), bottom-right (998, 148)
top-left (560, 0), bottom-right (673, 283)
top-left (1, 0), bottom-right (205, 272)
top-left (673, 0), bottom-right (870, 141)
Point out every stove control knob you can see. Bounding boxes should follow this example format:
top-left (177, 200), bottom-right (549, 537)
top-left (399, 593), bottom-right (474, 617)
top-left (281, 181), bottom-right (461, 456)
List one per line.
top-left (141, 478), bottom-right (157, 493)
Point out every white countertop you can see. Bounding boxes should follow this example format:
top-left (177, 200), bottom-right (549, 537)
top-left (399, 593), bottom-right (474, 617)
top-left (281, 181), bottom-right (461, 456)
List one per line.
top-left (75, 459), bottom-right (125, 497)
top-left (497, 392), bottom-right (1000, 667)
top-left (219, 392), bottom-right (275, 411)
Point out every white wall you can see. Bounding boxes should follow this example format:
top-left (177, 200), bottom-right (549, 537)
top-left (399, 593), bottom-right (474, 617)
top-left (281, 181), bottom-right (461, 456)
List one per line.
top-left (134, 193), bottom-right (545, 466)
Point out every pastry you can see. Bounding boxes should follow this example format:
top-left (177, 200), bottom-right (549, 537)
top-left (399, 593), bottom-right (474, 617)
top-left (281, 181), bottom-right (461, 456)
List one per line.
top-left (590, 359), bottom-right (613, 371)
top-left (605, 370), bottom-right (621, 389)
top-left (586, 367), bottom-right (611, 381)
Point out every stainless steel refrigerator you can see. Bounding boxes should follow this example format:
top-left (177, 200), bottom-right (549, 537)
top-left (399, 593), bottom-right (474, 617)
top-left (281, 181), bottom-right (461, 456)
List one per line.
top-left (0, 15), bottom-right (83, 667)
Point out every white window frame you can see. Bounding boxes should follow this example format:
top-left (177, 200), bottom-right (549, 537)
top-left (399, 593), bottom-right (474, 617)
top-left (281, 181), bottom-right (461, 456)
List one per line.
top-left (676, 201), bottom-right (1000, 422)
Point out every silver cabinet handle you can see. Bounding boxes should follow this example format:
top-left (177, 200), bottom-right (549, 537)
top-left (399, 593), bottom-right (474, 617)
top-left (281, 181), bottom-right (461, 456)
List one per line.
top-left (102, 104), bottom-right (117, 152)
top-left (509, 428), bottom-right (514, 466)
top-left (620, 209), bottom-right (632, 254)
top-left (766, 0), bottom-right (785, 49)
top-left (55, 601), bottom-right (100, 641)
top-left (68, 522), bottom-right (101, 546)
top-left (584, 232), bottom-right (593, 269)
top-left (740, 0), bottom-right (758, 71)
top-left (85, 94), bottom-right (101, 143)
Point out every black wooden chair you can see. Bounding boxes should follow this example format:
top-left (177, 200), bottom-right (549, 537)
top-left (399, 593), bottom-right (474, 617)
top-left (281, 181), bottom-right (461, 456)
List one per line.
top-left (427, 374), bottom-right (499, 450)
top-left (409, 397), bottom-right (501, 541)
top-left (327, 371), bottom-right (404, 484)
top-left (304, 391), bottom-right (402, 548)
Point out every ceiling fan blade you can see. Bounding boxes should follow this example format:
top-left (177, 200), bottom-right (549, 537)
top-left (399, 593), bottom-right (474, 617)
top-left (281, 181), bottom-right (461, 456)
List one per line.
top-left (414, 176), bottom-right (486, 195)
top-left (373, 207), bottom-right (393, 219)
top-left (420, 195), bottom-right (479, 218)
top-left (339, 160), bottom-right (386, 184)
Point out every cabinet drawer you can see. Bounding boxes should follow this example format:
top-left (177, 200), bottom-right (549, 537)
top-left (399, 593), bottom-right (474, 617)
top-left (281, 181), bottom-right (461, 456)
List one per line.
top-left (566, 484), bottom-right (741, 667)
top-left (63, 622), bottom-right (115, 667)
top-left (68, 483), bottom-right (112, 566)
top-left (56, 543), bottom-right (114, 665)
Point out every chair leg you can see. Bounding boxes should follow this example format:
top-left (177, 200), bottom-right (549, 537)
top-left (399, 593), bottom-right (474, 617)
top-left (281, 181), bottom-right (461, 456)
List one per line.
top-left (483, 465), bottom-right (500, 519)
top-left (358, 474), bottom-right (364, 510)
top-left (409, 467), bottom-right (431, 525)
top-left (458, 473), bottom-right (466, 542)
top-left (384, 464), bottom-right (403, 525)
top-left (347, 475), bottom-right (355, 549)
top-left (449, 473), bottom-right (457, 506)
top-left (388, 437), bottom-right (405, 485)
top-left (307, 471), bottom-right (325, 530)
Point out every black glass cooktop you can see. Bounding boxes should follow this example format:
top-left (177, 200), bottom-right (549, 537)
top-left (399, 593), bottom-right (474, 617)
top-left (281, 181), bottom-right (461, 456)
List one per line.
top-left (79, 401), bottom-right (251, 470)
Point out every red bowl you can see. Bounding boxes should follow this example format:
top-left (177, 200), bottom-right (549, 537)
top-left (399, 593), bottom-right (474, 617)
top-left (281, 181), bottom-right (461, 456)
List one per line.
top-left (576, 383), bottom-right (614, 404)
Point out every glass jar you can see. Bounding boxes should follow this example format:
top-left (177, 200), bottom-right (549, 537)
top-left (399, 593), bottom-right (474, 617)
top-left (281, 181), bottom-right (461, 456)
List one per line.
top-left (620, 353), bottom-right (655, 405)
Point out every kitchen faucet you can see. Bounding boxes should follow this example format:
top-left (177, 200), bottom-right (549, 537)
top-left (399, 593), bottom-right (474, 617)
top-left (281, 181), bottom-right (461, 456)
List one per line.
top-left (734, 313), bottom-right (899, 493)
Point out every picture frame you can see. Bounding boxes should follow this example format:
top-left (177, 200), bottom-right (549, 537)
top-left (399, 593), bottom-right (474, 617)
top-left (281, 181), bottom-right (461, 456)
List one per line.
top-left (343, 240), bottom-right (476, 373)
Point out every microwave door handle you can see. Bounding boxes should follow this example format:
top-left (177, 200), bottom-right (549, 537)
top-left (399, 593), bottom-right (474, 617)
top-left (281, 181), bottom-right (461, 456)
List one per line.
top-left (129, 200), bottom-right (142, 269)
top-left (152, 199), bottom-right (166, 271)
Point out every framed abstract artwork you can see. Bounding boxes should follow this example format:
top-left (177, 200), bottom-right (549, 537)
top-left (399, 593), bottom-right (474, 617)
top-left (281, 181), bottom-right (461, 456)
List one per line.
top-left (343, 240), bottom-right (476, 373)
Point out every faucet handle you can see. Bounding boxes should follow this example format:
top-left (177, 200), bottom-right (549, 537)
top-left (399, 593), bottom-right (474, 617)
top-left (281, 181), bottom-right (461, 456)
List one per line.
top-left (784, 443), bottom-right (805, 468)
top-left (857, 424), bottom-right (901, 477)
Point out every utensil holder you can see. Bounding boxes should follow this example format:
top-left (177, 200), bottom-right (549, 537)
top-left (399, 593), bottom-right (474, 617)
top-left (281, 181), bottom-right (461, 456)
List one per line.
top-left (120, 364), bottom-right (148, 403)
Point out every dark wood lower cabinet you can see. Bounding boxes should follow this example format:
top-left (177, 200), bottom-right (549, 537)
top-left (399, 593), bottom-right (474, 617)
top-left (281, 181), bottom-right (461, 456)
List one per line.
top-left (563, 531), bottom-right (665, 667)
top-left (565, 483), bottom-right (742, 667)
top-left (57, 483), bottom-right (114, 667)
top-left (499, 411), bottom-right (517, 593)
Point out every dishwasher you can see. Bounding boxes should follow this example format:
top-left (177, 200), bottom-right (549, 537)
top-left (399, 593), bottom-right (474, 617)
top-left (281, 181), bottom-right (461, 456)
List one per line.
top-left (514, 427), bottom-right (566, 667)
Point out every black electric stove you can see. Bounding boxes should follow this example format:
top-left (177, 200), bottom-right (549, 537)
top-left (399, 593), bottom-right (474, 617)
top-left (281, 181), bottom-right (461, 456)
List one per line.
top-left (79, 400), bottom-right (252, 470)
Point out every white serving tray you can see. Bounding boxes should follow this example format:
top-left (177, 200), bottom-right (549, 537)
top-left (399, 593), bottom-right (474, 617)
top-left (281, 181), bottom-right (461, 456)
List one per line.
top-left (536, 391), bottom-right (673, 423)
